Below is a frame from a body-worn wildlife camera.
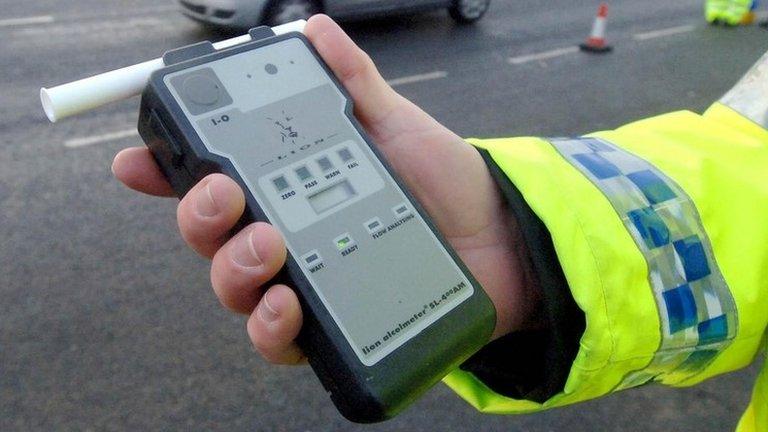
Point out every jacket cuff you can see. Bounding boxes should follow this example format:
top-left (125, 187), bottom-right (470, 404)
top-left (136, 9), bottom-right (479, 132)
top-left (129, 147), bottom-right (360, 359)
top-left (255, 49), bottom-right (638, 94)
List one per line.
top-left (458, 148), bottom-right (585, 403)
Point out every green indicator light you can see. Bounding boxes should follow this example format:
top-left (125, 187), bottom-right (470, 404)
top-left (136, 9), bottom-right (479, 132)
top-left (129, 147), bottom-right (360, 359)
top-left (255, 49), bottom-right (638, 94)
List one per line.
top-left (337, 237), bottom-right (350, 249)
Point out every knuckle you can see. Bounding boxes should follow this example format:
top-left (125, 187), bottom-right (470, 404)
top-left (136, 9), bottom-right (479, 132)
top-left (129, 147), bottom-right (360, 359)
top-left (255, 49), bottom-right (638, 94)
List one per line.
top-left (250, 330), bottom-right (275, 356)
top-left (215, 285), bottom-right (252, 313)
top-left (211, 264), bottom-right (259, 314)
top-left (262, 346), bottom-right (302, 366)
top-left (340, 50), bottom-right (374, 83)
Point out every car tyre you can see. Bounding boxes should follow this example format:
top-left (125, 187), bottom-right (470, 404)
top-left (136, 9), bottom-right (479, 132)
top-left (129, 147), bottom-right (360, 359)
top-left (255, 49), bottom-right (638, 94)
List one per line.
top-left (448, 0), bottom-right (490, 23)
top-left (265, 0), bottom-right (322, 26)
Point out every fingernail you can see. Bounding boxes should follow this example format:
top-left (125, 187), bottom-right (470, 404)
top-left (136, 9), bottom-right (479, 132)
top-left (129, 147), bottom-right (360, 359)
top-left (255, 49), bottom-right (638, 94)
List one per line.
top-left (258, 291), bottom-right (280, 323)
top-left (195, 182), bottom-right (219, 217)
top-left (232, 230), bottom-right (263, 268)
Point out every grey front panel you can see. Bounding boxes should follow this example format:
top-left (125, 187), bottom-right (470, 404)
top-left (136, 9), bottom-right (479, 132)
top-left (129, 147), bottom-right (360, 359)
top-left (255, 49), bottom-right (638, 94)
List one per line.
top-left (164, 37), bottom-right (472, 366)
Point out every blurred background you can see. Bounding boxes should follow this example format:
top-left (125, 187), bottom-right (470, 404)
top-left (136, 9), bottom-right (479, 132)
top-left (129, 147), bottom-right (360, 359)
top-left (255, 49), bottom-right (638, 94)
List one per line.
top-left (1, 0), bottom-right (766, 430)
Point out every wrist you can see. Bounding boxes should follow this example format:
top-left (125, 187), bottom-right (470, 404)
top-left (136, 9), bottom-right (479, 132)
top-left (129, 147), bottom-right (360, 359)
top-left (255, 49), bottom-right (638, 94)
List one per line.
top-left (490, 204), bottom-right (545, 339)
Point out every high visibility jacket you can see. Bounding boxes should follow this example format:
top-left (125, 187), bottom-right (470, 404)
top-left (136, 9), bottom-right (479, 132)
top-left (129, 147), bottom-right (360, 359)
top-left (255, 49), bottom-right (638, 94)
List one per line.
top-left (445, 52), bottom-right (768, 431)
top-left (706, 0), bottom-right (754, 24)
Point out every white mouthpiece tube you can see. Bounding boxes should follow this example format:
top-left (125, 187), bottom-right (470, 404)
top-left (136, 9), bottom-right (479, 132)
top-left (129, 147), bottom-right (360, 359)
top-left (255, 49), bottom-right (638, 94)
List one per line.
top-left (40, 20), bottom-right (307, 122)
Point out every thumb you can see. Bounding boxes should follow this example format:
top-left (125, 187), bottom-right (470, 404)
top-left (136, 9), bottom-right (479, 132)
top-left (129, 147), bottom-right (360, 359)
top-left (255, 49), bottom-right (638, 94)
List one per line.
top-left (303, 14), bottom-right (402, 130)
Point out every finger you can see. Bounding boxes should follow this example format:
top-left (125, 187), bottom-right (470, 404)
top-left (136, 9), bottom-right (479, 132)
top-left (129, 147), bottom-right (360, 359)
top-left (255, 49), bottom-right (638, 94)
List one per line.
top-left (304, 15), bottom-right (402, 130)
top-left (112, 147), bottom-right (175, 197)
top-left (177, 174), bottom-right (246, 258)
top-left (210, 222), bottom-right (287, 314)
top-left (247, 284), bottom-right (305, 365)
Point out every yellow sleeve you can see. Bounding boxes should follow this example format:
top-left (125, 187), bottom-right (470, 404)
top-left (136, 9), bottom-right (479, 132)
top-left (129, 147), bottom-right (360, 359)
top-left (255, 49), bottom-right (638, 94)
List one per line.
top-left (444, 105), bottom-right (768, 417)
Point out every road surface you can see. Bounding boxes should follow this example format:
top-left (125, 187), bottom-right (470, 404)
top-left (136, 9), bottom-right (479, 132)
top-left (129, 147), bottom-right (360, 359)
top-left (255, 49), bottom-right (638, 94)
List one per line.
top-left (1, 0), bottom-right (766, 430)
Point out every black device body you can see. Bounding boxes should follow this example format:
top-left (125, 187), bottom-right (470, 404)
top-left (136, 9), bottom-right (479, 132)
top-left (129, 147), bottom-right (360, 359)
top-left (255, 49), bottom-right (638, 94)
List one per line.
top-left (137, 28), bottom-right (495, 423)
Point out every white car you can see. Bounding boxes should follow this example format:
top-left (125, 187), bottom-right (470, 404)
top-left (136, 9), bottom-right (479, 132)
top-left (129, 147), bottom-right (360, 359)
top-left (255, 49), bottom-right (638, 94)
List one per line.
top-left (178, 0), bottom-right (492, 30)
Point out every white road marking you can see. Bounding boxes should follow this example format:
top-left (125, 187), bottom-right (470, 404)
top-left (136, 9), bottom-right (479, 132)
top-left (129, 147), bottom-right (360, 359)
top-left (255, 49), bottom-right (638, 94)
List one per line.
top-left (0, 15), bottom-right (54, 27)
top-left (387, 71), bottom-right (448, 87)
top-left (101, 5), bottom-right (179, 16)
top-left (633, 24), bottom-right (696, 41)
top-left (64, 129), bottom-right (138, 148)
top-left (508, 46), bottom-right (579, 65)
top-left (14, 16), bottom-right (167, 37)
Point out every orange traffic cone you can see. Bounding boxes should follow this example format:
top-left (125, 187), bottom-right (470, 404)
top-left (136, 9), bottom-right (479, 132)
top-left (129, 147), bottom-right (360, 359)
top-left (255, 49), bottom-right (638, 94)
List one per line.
top-left (580, 3), bottom-right (613, 53)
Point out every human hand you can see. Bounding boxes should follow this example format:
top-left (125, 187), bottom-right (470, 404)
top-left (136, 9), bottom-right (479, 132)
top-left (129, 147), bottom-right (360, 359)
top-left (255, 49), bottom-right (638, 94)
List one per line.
top-left (111, 14), bottom-right (539, 365)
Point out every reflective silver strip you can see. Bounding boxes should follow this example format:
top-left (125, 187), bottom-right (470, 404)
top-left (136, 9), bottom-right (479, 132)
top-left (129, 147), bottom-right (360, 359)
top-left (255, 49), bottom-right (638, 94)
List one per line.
top-left (547, 137), bottom-right (738, 390)
top-left (720, 50), bottom-right (768, 129)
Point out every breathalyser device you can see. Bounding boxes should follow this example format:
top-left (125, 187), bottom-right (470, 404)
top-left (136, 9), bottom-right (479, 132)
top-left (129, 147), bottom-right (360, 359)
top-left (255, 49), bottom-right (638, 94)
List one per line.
top-left (41, 21), bottom-right (495, 422)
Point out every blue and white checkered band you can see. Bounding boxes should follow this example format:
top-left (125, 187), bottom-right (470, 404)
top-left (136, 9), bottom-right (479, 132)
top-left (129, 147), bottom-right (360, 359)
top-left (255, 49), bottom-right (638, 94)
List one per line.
top-left (548, 137), bottom-right (738, 390)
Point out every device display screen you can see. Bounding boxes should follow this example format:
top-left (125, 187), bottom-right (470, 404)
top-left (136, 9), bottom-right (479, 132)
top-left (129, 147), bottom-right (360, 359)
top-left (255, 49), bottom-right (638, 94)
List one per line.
top-left (307, 180), bottom-right (357, 214)
top-left (163, 37), bottom-right (473, 366)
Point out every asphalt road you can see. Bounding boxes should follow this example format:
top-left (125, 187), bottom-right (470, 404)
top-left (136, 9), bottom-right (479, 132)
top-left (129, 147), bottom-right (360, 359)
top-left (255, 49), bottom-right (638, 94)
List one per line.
top-left (1, 0), bottom-right (766, 430)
